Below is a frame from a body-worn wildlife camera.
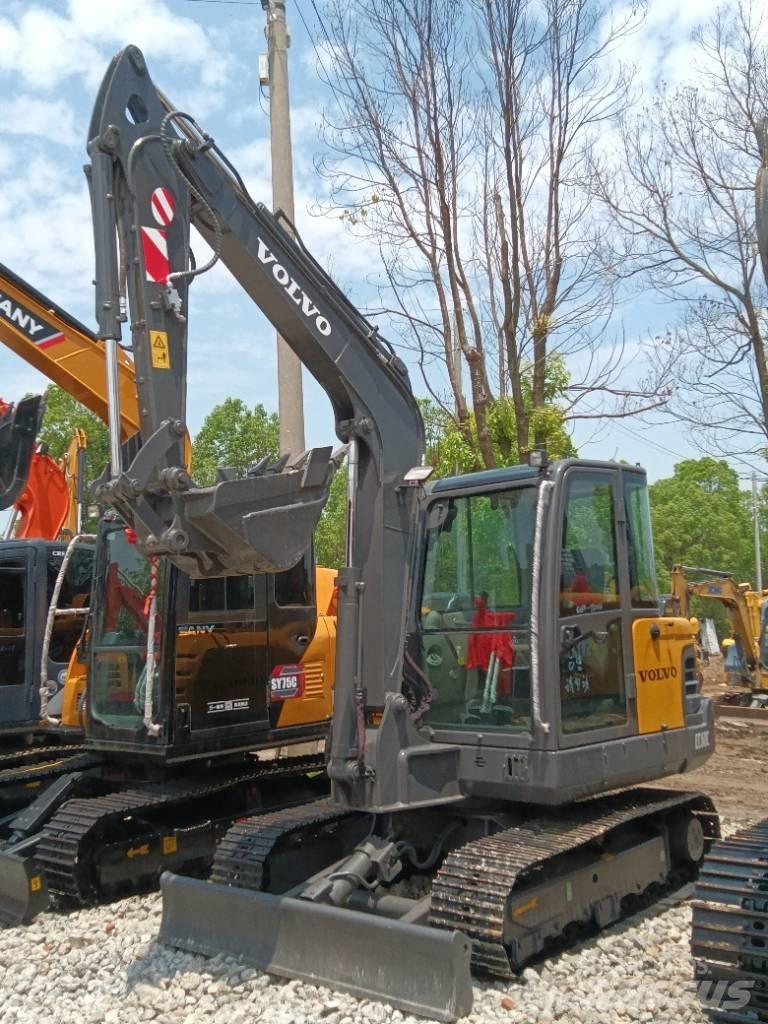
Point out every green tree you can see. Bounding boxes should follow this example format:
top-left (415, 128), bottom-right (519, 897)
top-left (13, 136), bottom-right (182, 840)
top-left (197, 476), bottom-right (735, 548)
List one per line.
top-left (650, 458), bottom-right (754, 591)
top-left (38, 384), bottom-right (110, 490)
top-left (420, 360), bottom-right (576, 478)
top-left (192, 399), bottom-right (279, 486)
top-left (314, 465), bottom-right (348, 570)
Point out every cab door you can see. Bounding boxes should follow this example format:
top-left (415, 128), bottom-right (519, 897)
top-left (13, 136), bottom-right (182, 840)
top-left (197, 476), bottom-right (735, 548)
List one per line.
top-left (0, 544), bottom-right (36, 728)
top-left (557, 468), bottom-right (633, 742)
top-left (184, 574), bottom-right (270, 733)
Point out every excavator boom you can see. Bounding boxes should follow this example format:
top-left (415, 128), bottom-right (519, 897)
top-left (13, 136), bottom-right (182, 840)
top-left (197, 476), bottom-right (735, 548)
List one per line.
top-left (0, 261), bottom-right (139, 440)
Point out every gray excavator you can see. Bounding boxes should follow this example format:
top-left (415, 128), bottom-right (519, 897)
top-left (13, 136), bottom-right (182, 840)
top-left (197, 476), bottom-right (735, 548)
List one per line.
top-left (86, 46), bottom-right (719, 1022)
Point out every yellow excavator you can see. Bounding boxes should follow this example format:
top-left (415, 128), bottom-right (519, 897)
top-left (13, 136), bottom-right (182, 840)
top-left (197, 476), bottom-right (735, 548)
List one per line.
top-left (667, 564), bottom-right (768, 695)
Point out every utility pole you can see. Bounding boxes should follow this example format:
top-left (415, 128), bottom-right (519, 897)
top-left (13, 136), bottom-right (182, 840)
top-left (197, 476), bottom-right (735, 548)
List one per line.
top-left (753, 471), bottom-right (763, 593)
top-left (263, 0), bottom-right (305, 455)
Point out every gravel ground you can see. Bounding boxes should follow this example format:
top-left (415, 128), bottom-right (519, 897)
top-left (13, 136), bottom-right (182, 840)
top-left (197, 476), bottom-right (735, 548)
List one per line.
top-left (2, 682), bottom-right (765, 1024)
top-left (0, 890), bottom-right (715, 1024)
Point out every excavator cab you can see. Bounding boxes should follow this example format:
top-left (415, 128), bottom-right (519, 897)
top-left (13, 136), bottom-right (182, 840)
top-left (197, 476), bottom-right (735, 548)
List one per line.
top-left (0, 538), bottom-right (93, 734)
top-left (86, 520), bottom-right (333, 761)
top-left (0, 395), bottom-right (44, 510)
top-left (408, 460), bottom-right (708, 804)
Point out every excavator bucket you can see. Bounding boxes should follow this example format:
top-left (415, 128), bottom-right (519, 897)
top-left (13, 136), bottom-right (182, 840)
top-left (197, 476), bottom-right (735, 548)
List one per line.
top-left (103, 426), bottom-right (339, 577)
top-left (160, 874), bottom-right (474, 1022)
top-left (0, 395), bottom-right (44, 510)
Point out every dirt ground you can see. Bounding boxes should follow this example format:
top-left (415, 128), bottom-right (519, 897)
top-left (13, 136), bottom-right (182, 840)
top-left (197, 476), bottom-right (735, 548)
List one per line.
top-left (655, 654), bottom-right (768, 825)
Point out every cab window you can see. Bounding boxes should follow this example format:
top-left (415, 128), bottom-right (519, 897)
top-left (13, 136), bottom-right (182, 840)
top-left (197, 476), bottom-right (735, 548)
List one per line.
top-left (0, 565), bottom-right (26, 688)
top-left (417, 486), bottom-right (537, 734)
top-left (560, 474), bottom-right (619, 615)
top-left (624, 476), bottom-right (658, 608)
top-left (46, 546), bottom-right (94, 664)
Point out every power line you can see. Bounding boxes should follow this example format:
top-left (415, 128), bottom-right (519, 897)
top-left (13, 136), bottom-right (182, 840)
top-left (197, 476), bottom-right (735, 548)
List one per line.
top-left (294, 0), bottom-right (334, 86)
top-left (607, 418), bottom-right (768, 478)
top-left (596, 418), bottom-right (690, 462)
top-left (183, 1), bottom-right (264, 6)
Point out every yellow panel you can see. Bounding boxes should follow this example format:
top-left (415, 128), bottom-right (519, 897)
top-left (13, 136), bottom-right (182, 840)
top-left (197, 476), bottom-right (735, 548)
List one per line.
top-left (276, 614), bottom-right (336, 727)
top-left (632, 617), bottom-right (692, 734)
top-left (60, 645), bottom-right (88, 729)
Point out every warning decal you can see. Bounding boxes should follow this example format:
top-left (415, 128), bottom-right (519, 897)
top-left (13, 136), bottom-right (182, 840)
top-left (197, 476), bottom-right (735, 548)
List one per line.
top-left (150, 330), bottom-right (171, 369)
top-left (141, 226), bottom-right (170, 284)
top-left (0, 291), bottom-right (65, 349)
top-left (151, 187), bottom-right (175, 226)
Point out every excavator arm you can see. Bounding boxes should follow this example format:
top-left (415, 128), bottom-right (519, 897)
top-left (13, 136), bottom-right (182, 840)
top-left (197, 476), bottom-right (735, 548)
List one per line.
top-left (86, 47), bottom-right (425, 793)
top-left (9, 442), bottom-right (70, 540)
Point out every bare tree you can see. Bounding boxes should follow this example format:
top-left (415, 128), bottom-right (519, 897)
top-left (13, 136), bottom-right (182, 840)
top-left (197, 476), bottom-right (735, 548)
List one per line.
top-left (593, 3), bottom-right (768, 463)
top-left (312, 0), bottom-right (662, 468)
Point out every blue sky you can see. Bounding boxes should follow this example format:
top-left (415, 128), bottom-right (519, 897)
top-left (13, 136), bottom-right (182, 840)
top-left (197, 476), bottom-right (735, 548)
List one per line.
top-left (0, 0), bottom-right (758, 496)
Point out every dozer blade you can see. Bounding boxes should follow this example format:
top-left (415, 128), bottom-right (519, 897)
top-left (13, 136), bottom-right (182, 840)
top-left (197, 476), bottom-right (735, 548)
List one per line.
top-left (0, 395), bottom-right (44, 510)
top-left (160, 873), bottom-right (474, 1022)
top-left (0, 848), bottom-right (49, 927)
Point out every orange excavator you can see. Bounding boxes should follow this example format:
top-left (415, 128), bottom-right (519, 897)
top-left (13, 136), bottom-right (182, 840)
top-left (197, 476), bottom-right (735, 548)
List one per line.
top-left (4, 428), bottom-right (87, 542)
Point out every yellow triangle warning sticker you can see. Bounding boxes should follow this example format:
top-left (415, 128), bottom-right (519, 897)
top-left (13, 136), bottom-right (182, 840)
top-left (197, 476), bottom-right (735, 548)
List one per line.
top-left (150, 330), bottom-right (170, 369)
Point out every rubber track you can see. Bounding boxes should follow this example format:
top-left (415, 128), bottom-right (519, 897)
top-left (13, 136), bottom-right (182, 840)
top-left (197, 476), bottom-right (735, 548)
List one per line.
top-left (0, 744), bottom-right (86, 770)
top-left (692, 818), bottom-right (768, 1022)
top-left (35, 753), bottom-right (325, 901)
top-left (430, 787), bottom-right (719, 978)
top-left (210, 799), bottom-right (351, 890)
top-left (0, 751), bottom-right (98, 796)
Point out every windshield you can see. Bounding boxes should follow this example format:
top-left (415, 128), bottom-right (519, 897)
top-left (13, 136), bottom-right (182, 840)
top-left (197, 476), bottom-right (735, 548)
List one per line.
top-left (90, 528), bottom-right (165, 731)
top-left (416, 485), bottom-right (538, 734)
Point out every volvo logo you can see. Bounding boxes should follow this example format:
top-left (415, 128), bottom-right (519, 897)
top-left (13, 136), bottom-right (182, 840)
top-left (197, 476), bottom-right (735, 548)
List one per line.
top-left (256, 238), bottom-right (332, 337)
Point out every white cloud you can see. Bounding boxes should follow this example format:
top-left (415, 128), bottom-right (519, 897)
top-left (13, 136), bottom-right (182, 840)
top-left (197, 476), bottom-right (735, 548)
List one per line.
top-left (2, 95), bottom-right (78, 145)
top-left (0, 0), bottom-right (237, 94)
top-left (606, 0), bottom-right (726, 92)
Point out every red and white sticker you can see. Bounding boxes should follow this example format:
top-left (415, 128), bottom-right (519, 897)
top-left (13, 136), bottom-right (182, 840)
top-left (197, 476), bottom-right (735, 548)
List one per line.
top-left (150, 187), bottom-right (175, 226)
top-left (269, 665), bottom-right (305, 701)
top-left (140, 226), bottom-right (170, 284)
